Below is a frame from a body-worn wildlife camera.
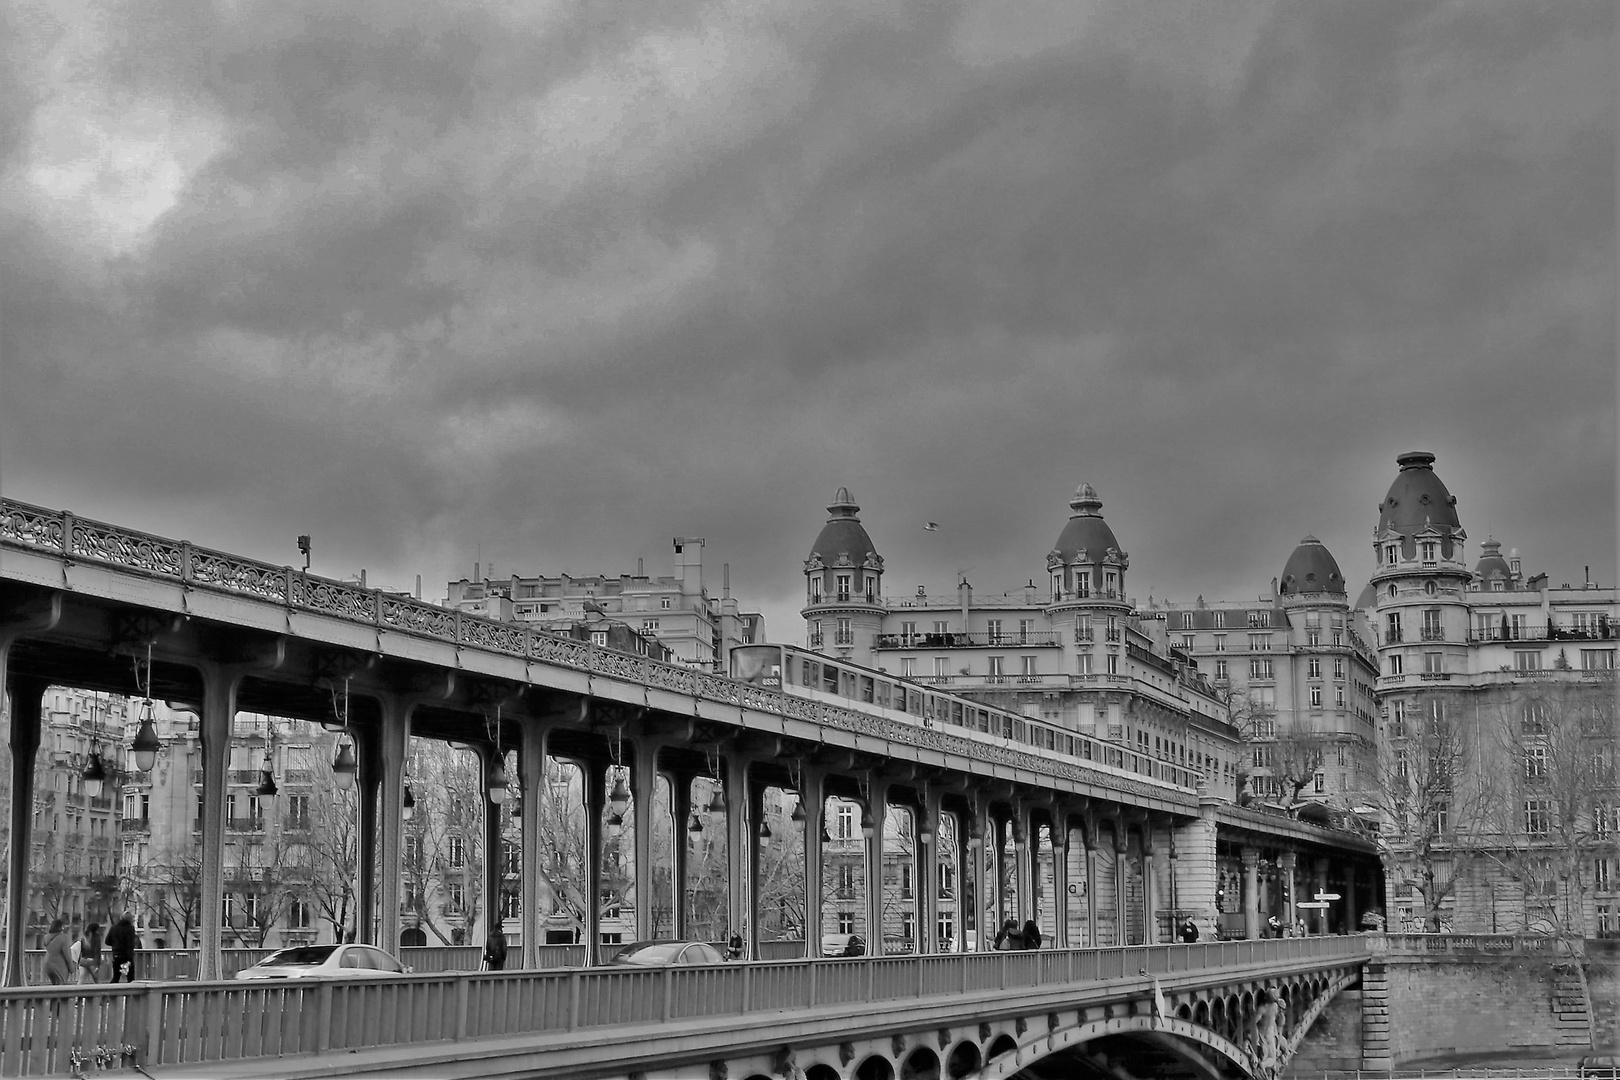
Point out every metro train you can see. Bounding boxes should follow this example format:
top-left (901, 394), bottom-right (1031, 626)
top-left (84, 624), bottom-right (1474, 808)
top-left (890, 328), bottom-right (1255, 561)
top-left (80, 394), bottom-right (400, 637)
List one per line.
top-left (729, 642), bottom-right (1217, 797)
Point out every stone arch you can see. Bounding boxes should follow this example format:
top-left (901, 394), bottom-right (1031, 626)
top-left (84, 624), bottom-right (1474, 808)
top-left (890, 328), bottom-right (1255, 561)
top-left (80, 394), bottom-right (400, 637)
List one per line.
top-left (900, 1046), bottom-right (940, 1080)
top-left (1193, 1000), bottom-right (1210, 1027)
top-left (855, 1055), bottom-right (896, 1080)
top-left (1176, 1002), bottom-right (1192, 1021)
top-left (986, 1033), bottom-right (1020, 1062)
top-left (805, 1065), bottom-right (841, 1080)
top-left (974, 1012), bottom-right (1255, 1080)
top-left (742, 1075), bottom-right (774, 1080)
top-left (944, 1041), bottom-right (981, 1079)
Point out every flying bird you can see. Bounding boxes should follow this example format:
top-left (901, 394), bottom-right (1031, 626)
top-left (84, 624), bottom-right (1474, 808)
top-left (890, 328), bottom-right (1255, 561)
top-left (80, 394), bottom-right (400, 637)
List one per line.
top-left (924, 522), bottom-right (941, 532)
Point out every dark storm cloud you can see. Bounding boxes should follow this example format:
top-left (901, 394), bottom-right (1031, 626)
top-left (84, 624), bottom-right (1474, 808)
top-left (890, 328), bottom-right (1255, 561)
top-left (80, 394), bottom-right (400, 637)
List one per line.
top-left (0, 0), bottom-right (1611, 636)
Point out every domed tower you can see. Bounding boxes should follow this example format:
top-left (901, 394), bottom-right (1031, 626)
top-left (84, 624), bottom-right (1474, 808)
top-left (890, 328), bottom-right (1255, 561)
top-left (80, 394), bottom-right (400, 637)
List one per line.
top-left (1472, 537), bottom-right (1516, 592)
top-left (802, 487), bottom-right (885, 664)
top-left (1045, 483), bottom-right (1131, 655)
top-left (1369, 451), bottom-right (1470, 688)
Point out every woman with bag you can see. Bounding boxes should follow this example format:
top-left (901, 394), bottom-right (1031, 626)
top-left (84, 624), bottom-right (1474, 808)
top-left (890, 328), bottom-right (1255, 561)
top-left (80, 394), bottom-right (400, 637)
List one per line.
top-left (76, 922), bottom-right (103, 984)
top-left (993, 917), bottom-right (1022, 951)
top-left (42, 920), bottom-right (73, 985)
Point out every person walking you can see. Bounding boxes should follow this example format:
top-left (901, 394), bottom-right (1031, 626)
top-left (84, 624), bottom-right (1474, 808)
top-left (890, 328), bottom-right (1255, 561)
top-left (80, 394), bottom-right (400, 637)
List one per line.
top-left (993, 917), bottom-right (1022, 951)
top-left (482, 929), bottom-right (507, 972)
top-left (106, 914), bottom-right (139, 983)
top-left (1021, 919), bottom-right (1042, 950)
top-left (42, 919), bottom-right (73, 985)
top-left (1178, 918), bottom-right (1200, 943)
top-left (76, 922), bottom-right (104, 985)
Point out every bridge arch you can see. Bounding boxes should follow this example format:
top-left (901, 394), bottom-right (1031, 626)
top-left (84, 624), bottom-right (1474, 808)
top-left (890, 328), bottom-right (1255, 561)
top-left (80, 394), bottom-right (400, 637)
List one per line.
top-left (985, 1033), bottom-right (1020, 1064)
top-left (973, 1013), bottom-right (1254, 1080)
top-left (900, 1046), bottom-right (940, 1079)
top-left (944, 1041), bottom-right (982, 1078)
top-left (855, 1053), bottom-right (896, 1080)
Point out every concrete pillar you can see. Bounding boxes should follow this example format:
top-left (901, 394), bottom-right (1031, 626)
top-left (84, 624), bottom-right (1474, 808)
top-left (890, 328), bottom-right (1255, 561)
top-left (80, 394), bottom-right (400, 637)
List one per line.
top-left (375, 698), bottom-right (409, 954)
top-left (196, 664), bottom-right (242, 981)
top-left (354, 726), bottom-right (381, 945)
top-left (801, 770), bottom-right (825, 957)
top-left (518, 723), bottom-right (551, 967)
top-left (669, 772), bottom-right (691, 940)
top-left (746, 782), bottom-right (764, 957)
top-left (1315, 858), bottom-right (1330, 936)
top-left (917, 793), bottom-right (940, 954)
top-left (1279, 852), bottom-right (1298, 933)
top-left (631, 738), bottom-right (660, 941)
top-left (581, 762), bottom-right (604, 963)
top-left (865, 775), bottom-right (890, 955)
top-left (3, 672), bottom-right (46, 987)
top-left (1242, 847), bottom-right (1262, 940)
top-left (1050, 816), bottom-right (1069, 949)
top-left (969, 810), bottom-right (989, 952)
top-left (1084, 818), bottom-right (1099, 947)
top-left (482, 746), bottom-right (508, 953)
top-left (1345, 862), bottom-right (1360, 933)
top-left (1012, 804), bottom-right (1031, 927)
top-left (1172, 783), bottom-right (1221, 939)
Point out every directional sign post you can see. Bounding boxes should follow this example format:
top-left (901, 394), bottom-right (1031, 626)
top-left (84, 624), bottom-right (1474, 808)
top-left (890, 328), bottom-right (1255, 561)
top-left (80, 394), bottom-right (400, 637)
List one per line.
top-left (1315, 892), bottom-right (1341, 901)
top-left (1295, 901), bottom-right (1329, 909)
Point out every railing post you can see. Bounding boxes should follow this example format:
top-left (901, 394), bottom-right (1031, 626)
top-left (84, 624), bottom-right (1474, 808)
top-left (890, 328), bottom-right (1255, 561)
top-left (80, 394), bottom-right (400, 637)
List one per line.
top-left (454, 975), bottom-right (470, 1041)
top-left (663, 967), bottom-right (673, 1022)
top-left (568, 970), bottom-right (582, 1031)
top-left (743, 961), bottom-right (753, 1013)
top-left (179, 541), bottom-right (193, 583)
top-left (61, 511), bottom-right (74, 557)
top-left (143, 985), bottom-right (164, 1068)
top-left (809, 957), bottom-right (819, 1009)
top-left (315, 982), bottom-right (334, 1053)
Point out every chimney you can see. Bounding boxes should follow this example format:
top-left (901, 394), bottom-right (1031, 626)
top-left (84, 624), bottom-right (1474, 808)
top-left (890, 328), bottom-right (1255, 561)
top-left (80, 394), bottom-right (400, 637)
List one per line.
top-left (415, 574), bottom-right (422, 599)
top-left (724, 562), bottom-right (732, 599)
top-left (637, 557), bottom-right (644, 578)
top-left (474, 561), bottom-right (480, 581)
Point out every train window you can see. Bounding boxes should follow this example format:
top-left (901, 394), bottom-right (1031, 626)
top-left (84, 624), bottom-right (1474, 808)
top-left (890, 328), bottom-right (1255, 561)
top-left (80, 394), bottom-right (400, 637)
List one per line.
top-left (1004, 717), bottom-right (1016, 739)
top-left (860, 677), bottom-right (874, 703)
top-left (824, 665), bottom-right (839, 694)
top-left (894, 689), bottom-right (906, 713)
top-left (877, 682), bottom-right (891, 708)
top-left (909, 691), bottom-right (922, 714)
top-left (1045, 729), bottom-right (1056, 750)
top-left (802, 660), bottom-right (816, 687)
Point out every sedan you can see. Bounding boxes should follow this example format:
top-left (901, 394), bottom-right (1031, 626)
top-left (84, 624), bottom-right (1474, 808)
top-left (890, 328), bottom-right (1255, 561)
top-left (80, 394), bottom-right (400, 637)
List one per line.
top-left (234, 944), bottom-right (409, 980)
top-left (607, 940), bottom-right (726, 967)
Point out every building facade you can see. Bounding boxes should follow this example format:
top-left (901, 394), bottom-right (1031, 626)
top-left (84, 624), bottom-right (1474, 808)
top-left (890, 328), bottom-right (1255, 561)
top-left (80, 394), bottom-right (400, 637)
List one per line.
top-left (1145, 538), bottom-right (1382, 811)
top-left (801, 484), bottom-right (1242, 802)
top-left (1365, 451), bottom-right (1619, 935)
top-left (446, 537), bottom-right (765, 670)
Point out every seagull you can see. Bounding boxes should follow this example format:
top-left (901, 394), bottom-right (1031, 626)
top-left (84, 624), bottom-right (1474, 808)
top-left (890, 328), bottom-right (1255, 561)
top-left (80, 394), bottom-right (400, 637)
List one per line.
top-left (924, 522), bottom-right (941, 532)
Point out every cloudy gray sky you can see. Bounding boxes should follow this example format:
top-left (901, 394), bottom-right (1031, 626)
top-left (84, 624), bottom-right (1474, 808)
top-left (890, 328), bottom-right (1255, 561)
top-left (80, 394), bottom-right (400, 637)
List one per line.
top-left (1, 0), bottom-right (1613, 640)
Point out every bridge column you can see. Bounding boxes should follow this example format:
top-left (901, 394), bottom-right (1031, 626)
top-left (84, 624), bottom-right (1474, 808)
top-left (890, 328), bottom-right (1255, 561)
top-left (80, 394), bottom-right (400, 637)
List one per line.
top-left (1112, 818), bottom-right (1129, 945)
top-left (631, 736), bottom-right (662, 941)
top-left (1242, 847), bottom-right (1262, 940)
top-left (917, 788), bottom-right (940, 953)
top-left (968, 794), bottom-right (990, 951)
top-left (518, 722), bottom-right (551, 967)
top-left (1173, 781), bottom-right (1221, 938)
top-left (196, 664), bottom-right (243, 981)
top-left (1050, 817), bottom-right (1069, 949)
top-left (865, 773), bottom-right (890, 956)
top-left (1083, 813), bottom-right (1099, 947)
top-left (668, 771), bottom-right (691, 940)
top-left (746, 780), bottom-right (765, 957)
top-left (481, 744), bottom-right (506, 954)
top-left (1012, 806), bottom-right (1030, 929)
top-left (801, 769), bottom-right (825, 957)
top-left (581, 761), bottom-right (605, 963)
top-left (1314, 857), bottom-right (1330, 935)
top-left (724, 754), bottom-right (751, 956)
top-left (1344, 862), bottom-right (1359, 933)
top-left (3, 671), bottom-right (46, 987)
top-left (355, 726), bottom-right (382, 945)
top-left (1279, 851), bottom-right (1297, 934)
top-left (374, 696), bottom-right (410, 954)
top-left (1141, 819), bottom-right (1159, 943)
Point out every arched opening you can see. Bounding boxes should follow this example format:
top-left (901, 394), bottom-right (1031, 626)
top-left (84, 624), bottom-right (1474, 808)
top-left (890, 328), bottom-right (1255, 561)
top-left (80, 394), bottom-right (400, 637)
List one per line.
top-left (945, 1041), bottom-right (982, 1079)
top-left (900, 1046), bottom-right (941, 1080)
top-left (987, 1033), bottom-right (1020, 1061)
top-left (855, 1054), bottom-right (896, 1080)
top-left (1193, 1000), bottom-right (1210, 1028)
top-left (805, 1064), bottom-right (842, 1080)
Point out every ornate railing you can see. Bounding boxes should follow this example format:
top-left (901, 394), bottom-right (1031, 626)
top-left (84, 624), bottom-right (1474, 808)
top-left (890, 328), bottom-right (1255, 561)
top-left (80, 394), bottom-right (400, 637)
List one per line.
top-left (0, 501), bottom-right (1194, 806)
top-left (0, 937), bottom-right (1369, 1077)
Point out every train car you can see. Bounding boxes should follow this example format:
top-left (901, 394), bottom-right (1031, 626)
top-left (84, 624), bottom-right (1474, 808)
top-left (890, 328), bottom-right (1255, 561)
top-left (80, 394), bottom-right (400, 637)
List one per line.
top-left (730, 643), bottom-right (1212, 797)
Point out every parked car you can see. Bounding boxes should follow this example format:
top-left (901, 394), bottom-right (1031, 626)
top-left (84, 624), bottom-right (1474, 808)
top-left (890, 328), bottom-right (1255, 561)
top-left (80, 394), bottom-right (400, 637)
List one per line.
top-left (821, 933), bottom-right (865, 957)
top-left (607, 940), bottom-right (727, 967)
top-left (234, 944), bottom-right (409, 980)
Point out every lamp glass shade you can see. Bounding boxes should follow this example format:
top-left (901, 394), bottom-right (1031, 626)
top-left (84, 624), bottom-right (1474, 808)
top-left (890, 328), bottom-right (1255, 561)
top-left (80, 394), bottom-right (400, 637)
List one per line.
top-left (687, 812), bottom-right (704, 835)
top-left (860, 809), bottom-right (875, 839)
top-left (331, 741), bottom-right (357, 790)
top-left (790, 799), bottom-right (807, 824)
top-left (707, 788), bottom-right (727, 815)
top-left (402, 786), bottom-right (415, 822)
top-left (255, 768), bottom-right (278, 800)
top-left (607, 775), bottom-right (631, 818)
top-left (487, 759), bottom-right (509, 804)
top-left (131, 714), bottom-right (162, 772)
top-left (81, 753), bottom-right (107, 800)
top-left (757, 820), bottom-right (771, 846)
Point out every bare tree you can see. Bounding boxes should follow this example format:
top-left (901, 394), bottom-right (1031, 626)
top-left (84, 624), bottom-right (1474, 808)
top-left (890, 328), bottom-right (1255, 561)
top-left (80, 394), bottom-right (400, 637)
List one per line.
top-left (138, 845), bottom-right (205, 945)
top-left (1367, 692), bottom-right (1495, 932)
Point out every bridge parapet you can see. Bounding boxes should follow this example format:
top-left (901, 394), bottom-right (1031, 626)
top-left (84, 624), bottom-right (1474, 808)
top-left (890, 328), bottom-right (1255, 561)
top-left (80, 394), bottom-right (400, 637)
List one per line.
top-left (1372, 932), bottom-right (1580, 958)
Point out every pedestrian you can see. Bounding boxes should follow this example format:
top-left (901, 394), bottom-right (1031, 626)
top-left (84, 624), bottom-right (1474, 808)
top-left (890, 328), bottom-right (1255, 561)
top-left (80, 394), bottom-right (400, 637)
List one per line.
top-left (1294, 918), bottom-right (1307, 938)
top-left (1266, 915), bottom-right (1281, 939)
top-left (76, 922), bottom-right (103, 985)
top-left (727, 932), bottom-right (744, 960)
top-left (1021, 919), bottom-right (1042, 950)
top-left (42, 919), bottom-right (73, 985)
top-left (993, 917), bottom-right (1022, 951)
top-left (482, 928), bottom-right (507, 972)
top-left (106, 914), bottom-right (139, 983)
top-left (1178, 918), bottom-right (1199, 943)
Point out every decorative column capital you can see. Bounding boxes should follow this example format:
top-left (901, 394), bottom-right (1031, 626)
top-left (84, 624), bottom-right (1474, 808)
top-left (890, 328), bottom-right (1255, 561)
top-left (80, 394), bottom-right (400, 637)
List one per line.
top-left (1241, 847), bottom-right (1261, 870)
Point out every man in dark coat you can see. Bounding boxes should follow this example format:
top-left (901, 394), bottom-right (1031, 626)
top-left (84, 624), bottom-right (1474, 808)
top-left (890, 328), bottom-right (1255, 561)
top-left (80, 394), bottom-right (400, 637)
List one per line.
top-left (106, 914), bottom-right (139, 983)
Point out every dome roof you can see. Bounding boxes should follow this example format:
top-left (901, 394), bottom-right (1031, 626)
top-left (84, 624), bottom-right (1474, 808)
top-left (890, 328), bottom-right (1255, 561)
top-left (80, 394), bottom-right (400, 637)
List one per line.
top-left (1279, 535), bottom-right (1346, 596)
top-left (1474, 537), bottom-right (1512, 582)
top-left (1050, 484), bottom-right (1126, 568)
top-left (806, 487), bottom-right (881, 570)
top-left (1354, 581), bottom-right (1377, 609)
top-left (1377, 451), bottom-right (1463, 558)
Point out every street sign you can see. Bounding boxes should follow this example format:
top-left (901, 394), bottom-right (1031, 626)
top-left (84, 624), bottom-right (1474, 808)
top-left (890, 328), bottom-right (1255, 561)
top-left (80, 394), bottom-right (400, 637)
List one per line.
top-left (1315, 892), bottom-right (1341, 901)
top-left (1296, 901), bottom-right (1329, 909)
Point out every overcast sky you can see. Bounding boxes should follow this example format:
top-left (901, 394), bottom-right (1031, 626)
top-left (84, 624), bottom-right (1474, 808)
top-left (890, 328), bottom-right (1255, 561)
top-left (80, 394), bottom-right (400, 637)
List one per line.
top-left (1, 0), bottom-right (1613, 640)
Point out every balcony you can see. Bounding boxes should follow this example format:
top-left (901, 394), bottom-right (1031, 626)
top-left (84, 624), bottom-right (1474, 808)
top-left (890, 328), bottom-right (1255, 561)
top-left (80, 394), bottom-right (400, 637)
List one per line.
top-left (118, 818), bottom-right (150, 834)
top-left (1420, 628), bottom-right (1447, 642)
top-left (1384, 629), bottom-right (1403, 644)
top-left (1074, 629), bottom-right (1094, 643)
top-left (228, 817), bottom-right (265, 833)
top-left (872, 630), bottom-right (1061, 649)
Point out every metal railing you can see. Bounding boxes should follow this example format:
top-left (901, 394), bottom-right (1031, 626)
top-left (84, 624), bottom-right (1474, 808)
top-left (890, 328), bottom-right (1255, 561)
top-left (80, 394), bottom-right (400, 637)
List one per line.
top-left (0, 937), bottom-right (1367, 1077)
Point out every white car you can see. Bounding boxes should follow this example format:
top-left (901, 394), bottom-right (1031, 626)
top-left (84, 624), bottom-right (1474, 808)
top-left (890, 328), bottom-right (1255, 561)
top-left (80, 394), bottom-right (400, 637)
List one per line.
top-left (234, 944), bottom-right (409, 980)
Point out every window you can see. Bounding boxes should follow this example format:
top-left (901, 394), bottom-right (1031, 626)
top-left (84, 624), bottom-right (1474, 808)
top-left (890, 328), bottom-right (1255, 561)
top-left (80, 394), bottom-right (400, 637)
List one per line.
top-left (405, 835), bottom-right (423, 866)
top-left (837, 911), bottom-right (855, 934)
top-left (1308, 658), bottom-right (1322, 679)
top-left (986, 620), bottom-right (1003, 644)
top-left (500, 890), bottom-right (520, 920)
top-left (837, 864), bottom-right (856, 897)
top-left (1335, 686), bottom-right (1346, 708)
top-left (1583, 650), bottom-right (1617, 670)
top-left (1076, 571), bottom-right (1090, 598)
top-left (1104, 570), bottom-right (1117, 595)
top-left (933, 657), bottom-right (949, 680)
top-left (1249, 658), bottom-right (1274, 680)
top-left (1309, 686), bottom-right (1322, 707)
top-left (1334, 658), bottom-right (1345, 679)
top-left (988, 656), bottom-right (1005, 681)
top-left (1213, 611), bottom-right (1227, 629)
top-left (449, 836), bottom-right (466, 869)
top-left (1307, 630), bottom-right (1321, 647)
top-left (591, 630), bottom-right (608, 647)
top-left (1424, 653), bottom-right (1443, 674)
top-left (1051, 572), bottom-right (1063, 600)
top-left (1522, 702), bottom-right (1548, 734)
top-left (1524, 745), bottom-right (1547, 780)
top-left (1021, 656), bottom-right (1038, 678)
top-left (1077, 653), bottom-right (1093, 675)
top-left (1385, 544), bottom-right (1399, 566)
top-left (288, 900), bottom-right (312, 929)
top-left (1313, 771), bottom-right (1325, 794)
top-left (1018, 619), bottom-right (1036, 642)
top-left (1105, 654), bottom-right (1118, 676)
top-left (1597, 859), bottom-right (1613, 892)
top-left (1212, 634), bottom-right (1226, 653)
top-left (1248, 610), bottom-right (1270, 628)
top-left (1395, 749), bottom-right (1408, 779)
top-left (1388, 654), bottom-right (1404, 676)
top-left (641, 619), bottom-right (660, 633)
top-left (446, 883), bottom-right (466, 913)
top-left (287, 794), bottom-right (310, 830)
top-left (836, 574), bottom-right (851, 601)
top-left (1430, 804), bottom-right (1449, 834)
top-left (1514, 651), bottom-right (1542, 671)
top-left (1525, 799), bottom-right (1552, 835)
top-left (900, 864), bottom-right (914, 899)
top-left (1249, 634), bottom-right (1271, 651)
top-left (1384, 613), bottom-right (1402, 643)
top-left (901, 657), bottom-right (915, 678)
top-left (1421, 541), bottom-right (1438, 565)
top-left (938, 913), bottom-right (955, 946)
top-left (836, 618), bottom-right (852, 646)
top-left (836, 804), bottom-right (854, 840)
top-left (1214, 658), bottom-right (1228, 681)
top-left (1180, 634), bottom-right (1195, 651)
